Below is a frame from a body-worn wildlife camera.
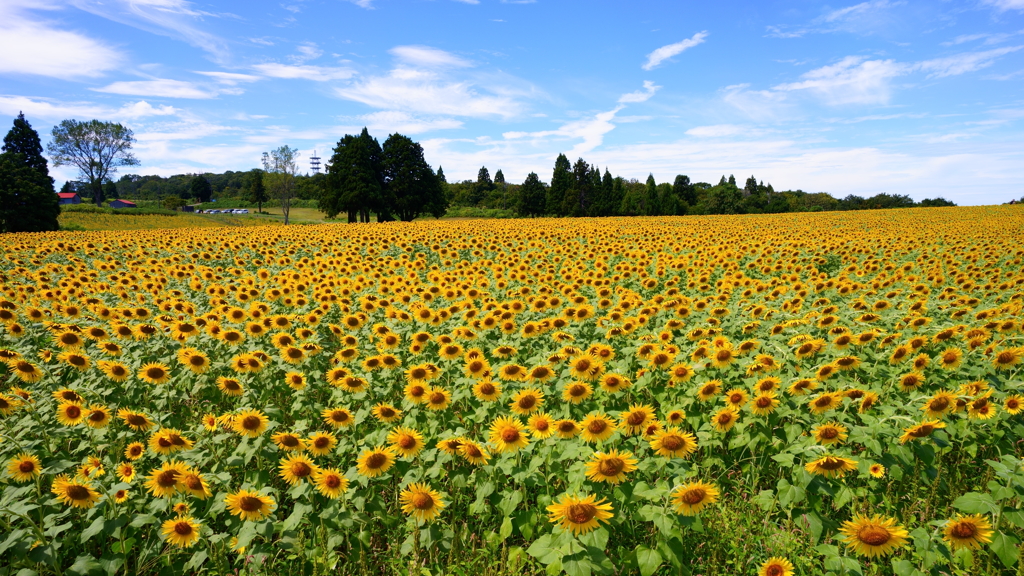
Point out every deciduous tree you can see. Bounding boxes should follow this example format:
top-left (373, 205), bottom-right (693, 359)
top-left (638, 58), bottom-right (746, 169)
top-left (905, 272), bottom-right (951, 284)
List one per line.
top-left (47, 119), bottom-right (139, 206)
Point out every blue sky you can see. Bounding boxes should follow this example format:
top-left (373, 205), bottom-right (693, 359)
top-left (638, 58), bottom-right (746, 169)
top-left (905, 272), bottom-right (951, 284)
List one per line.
top-left (1, 0), bottom-right (1022, 204)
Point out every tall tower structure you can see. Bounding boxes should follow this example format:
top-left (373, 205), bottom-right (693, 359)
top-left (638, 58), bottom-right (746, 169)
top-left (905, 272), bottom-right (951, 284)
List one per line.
top-left (310, 150), bottom-right (322, 175)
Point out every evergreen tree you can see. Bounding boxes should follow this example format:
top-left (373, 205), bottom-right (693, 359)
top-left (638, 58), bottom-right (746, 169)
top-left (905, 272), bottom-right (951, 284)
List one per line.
top-left (516, 172), bottom-right (546, 217)
top-left (494, 169), bottom-right (505, 185)
top-left (562, 157), bottom-right (593, 216)
top-left (611, 177), bottom-right (625, 216)
top-left (673, 175), bottom-right (695, 209)
top-left (596, 168), bottom-right (615, 216)
top-left (381, 133), bottom-right (446, 221)
top-left (473, 166), bottom-right (494, 206)
top-left (547, 154), bottom-right (572, 216)
top-left (644, 174), bottom-right (658, 215)
top-left (0, 153), bottom-right (61, 233)
top-left (244, 169), bottom-right (268, 213)
top-left (728, 174), bottom-right (737, 187)
top-left (744, 176), bottom-right (758, 197)
top-left (3, 113), bottom-right (51, 179)
top-left (189, 175), bottom-right (213, 203)
top-left (322, 129), bottom-right (386, 222)
top-left (1, 113), bottom-right (59, 232)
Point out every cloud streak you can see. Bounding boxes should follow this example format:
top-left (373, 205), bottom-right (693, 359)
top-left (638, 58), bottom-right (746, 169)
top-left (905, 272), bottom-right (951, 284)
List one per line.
top-left (642, 32), bottom-right (707, 71)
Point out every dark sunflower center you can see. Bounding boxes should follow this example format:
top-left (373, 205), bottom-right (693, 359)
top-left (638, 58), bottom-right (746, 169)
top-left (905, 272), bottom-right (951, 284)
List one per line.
top-left (598, 458), bottom-right (625, 476)
top-left (324, 475), bottom-right (341, 488)
top-left (997, 351), bottom-right (1015, 364)
top-left (717, 413), bottom-right (734, 425)
top-left (815, 397), bottom-right (831, 407)
top-left (239, 495), bottom-right (264, 511)
top-left (729, 394), bottom-right (743, 404)
top-left (380, 407), bottom-right (395, 418)
top-left (681, 488), bottom-right (706, 505)
top-left (910, 425), bottom-right (935, 437)
top-left (627, 412), bottom-right (646, 426)
top-left (950, 522), bottom-right (977, 539)
top-left (558, 422), bottom-right (576, 433)
top-left (157, 470), bottom-right (179, 487)
top-left (281, 435), bottom-right (300, 447)
top-left (566, 503), bottom-right (597, 523)
top-left (819, 427), bottom-right (839, 440)
top-left (588, 420), bottom-right (607, 434)
top-left (818, 457), bottom-right (845, 470)
top-left (501, 428), bottom-right (521, 443)
top-left (518, 396), bottom-right (536, 409)
top-left (66, 485), bottom-right (91, 500)
top-left (314, 437), bottom-right (329, 448)
top-left (464, 444), bottom-right (482, 457)
top-left (858, 526), bottom-right (892, 546)
top-left (756, 397), bottom-right (773, 408)
top-left (411, 492), bottom-right (434, 510)
top-left (146, 367), bottom-right (165, 379)
top-left (88, 410), bottom-right (105, 422)
top-left (190, 356), bottom-right (205, 366)
top-left (183, 475), bottom-right (202, 490)
top-left (398, 435), bottom-right (417, 449)
top-left (242, 416), bottom-right (262, 430)
top-left (18, 461), bottom-right (35, 473)
top-left (366, 453), bottom-right (387, 469)
top-left (290, 462), bottom-right (312, 477)
top-left (479, 383), bottom-right (496, 395)
top-left (701, 385), bottom-right (716, 396)
top-left (412, 368), bottom-right (429, 378)
top-left (65, 405), bottom-right (82, 418)
top-left (765, 564), bottom-right (785, 576)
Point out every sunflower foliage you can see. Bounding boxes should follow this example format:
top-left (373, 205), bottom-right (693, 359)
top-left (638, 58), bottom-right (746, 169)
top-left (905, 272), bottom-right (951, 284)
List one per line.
top-left (1, 207), bottom-right (1023, 576)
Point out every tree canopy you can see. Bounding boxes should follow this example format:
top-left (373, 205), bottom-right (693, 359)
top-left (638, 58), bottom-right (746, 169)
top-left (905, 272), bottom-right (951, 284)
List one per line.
top-left (47, 119), bottom-right (139, 206)
top-left (1, 113), bottom-right (59, 233)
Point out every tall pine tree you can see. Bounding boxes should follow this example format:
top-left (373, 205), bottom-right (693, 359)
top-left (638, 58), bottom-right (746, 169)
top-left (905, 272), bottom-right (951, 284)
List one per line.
top-left (547, 154), bottom-right (572, 216)
top-left (1, 112), bottom-right (59, 233)
top-left (516, 172), bottom-right (546, 217)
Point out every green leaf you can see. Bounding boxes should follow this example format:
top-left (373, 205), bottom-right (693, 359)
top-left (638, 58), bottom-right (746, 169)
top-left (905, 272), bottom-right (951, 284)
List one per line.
top-left (991, 532), bottom-right (1020, 569)
top-left (129, 514), bottom-right (157, 528)
top-left (1002, 509), bottom-right (1024, 529)
top-left (561, 549), bottom-right (592, 576)
top-left (67, 555), bottom-right (101, 576)
top-left (185, 550), bottom-right (209, 571)
top-left (526, 535), bottom-right (561, 566)
top-left (635, 545), bottom-right (662, 576)
top-left (80, 517), bottom-right (107, 544)
top-left (499, 516), bottom-right (513, 540)
top-left (952, 492), bottom-right (998, 515)
top-left (281, 502), bottom-right (312, 532)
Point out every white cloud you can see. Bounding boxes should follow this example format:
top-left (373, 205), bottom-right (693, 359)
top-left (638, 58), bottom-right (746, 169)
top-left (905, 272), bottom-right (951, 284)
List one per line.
top-left (291, 42), bottom-right (323, 64)
top-left (93, 79), bottom-right (222, 99)
top-left (0, 95), bottom-right (178, 121)
top-left (390, 45), bottom-right (472, 68)
top-left (68, 0), bottom-right (230, 61)
top-left (252, 63), bottom-right (355, 81)
top-left (982, 0), bottom-right (1024, 11)
top-left (642, 32), bottom-right (708, 71)
top-left (453, 0), bottom-right (480, 4)
top-left (356, 111), bottom-right (464, 134)
top-left (916, 46), bottom-right (1023, 78)
top-left (766, 1), bottom-right (902, 38)
top-left (685, 124), bottom-right (748, 137)
top-left (335, 68), bottom-right (533, 119)
top-left (194, 71), bottom-right (261, 85)
top-left (773, 56), bottom-right (908, 105)
top-left (343, 0), bottom-right (374, 8)
top-left (0, 4), bottom-right (123, 79)
top-left (618, 81), bottom-right (661, 103)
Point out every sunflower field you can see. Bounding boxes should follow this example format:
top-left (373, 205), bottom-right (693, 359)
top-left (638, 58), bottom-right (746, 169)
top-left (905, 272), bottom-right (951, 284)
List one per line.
top-left (2, 207), bottom-right (1024, 576)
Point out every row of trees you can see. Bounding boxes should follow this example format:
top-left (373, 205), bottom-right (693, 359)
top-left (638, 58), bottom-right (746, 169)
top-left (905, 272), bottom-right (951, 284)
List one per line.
top-left (318, 128), bottom-right (447, 222)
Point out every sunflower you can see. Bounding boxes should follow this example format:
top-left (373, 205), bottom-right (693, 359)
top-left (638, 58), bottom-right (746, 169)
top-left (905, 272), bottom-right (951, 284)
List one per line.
top-left (51, 475), bottom-right (100, 508)
top-left (618, 404), bottom-right (655, 435)
top-left (758, 557), bottom-right (794, 576)
top-left (371, 403), bottom-right (403, 423)
top-left (839, 514), bottom-right (909, 557)
top-left (404, 383), bottom-right (429, 404)
top-left (509, 388), bottom-right (544, 415)
top-left (145, 460), bottom-right (188, 498)
top-left (750, 392), bottom-right (780, 416)
top-left (84, 405), bottom-right (111, 429)
top-left (696, 380), bottom-right (722, 401)
top-left (148, 429), bottom-right (194, 455)
top-left (489, 416), bottom-right (530, 453)
top-left (117, 409), bottom-right (155, 431)
top-left (868, 463), bottom-right (886, 478)
top-left (528, 413), bottom-right (555, 439)
top-left (898, 372), bottom-right (925, 392)
top-left (711, 406), bottom-right (740, 432)
top-left (356, 446), bottom-right (396, 477)
top-left (546, 493), bottom-right (613, 535)
top-left (942, 514), bottom-right (994, 551)
top-left (387, 426), bottom-right (425, 458)
top-left (473, 380), bottom-right (502, 401)
top-left (233, 410), bottom-right (269, 437)
top-left (115, 462), bottom-right (137, 483)
top-left (554, 419), bottom-right (581, 439)
top-left (414, 385), bottom-right (447, 409)
top-left (313, 467), bottom-right (349, 499)
top-left (179, 349), bottom-right (211, 374)
top-left (669, 363), bottom-right (695, 385)
top-left (584, 450), bottom-right (638, 484)
top-left (562, 381), bottom-right (593, 404)
top-left (710, 346), bottom-right (736, 368)
top-left (899, 420), bottom-right (946, 443)
top-left (322, 407), bottom-right (354, 428)
top-left (568, 354), bottom-right (602, 380)
top-left (1005, 395), bottom-right (1024, 415)
top-left (179, 468), bottom-right (212, 499)
top-left (497, 363), bottom-right (528, 381)
top-left (224, 489), bottom-right (276, 521)
top-left (579, 413), bottom-right (617, 443)
top-left (671, 481), bottom-right (719, 516)
top-left (968, 395), bottom-right (997, 420)
top-left (284, 371), bottom-right (307, 390)
top-left (306, 432), bottom-right (337, 457)
top-left (992, 347), bottom-right (1023, 370)
top-left (56, 402), bottom-right (86, 426)
top-left (805, 455), bottom-right (858, 478)
top-left (216, 377), bottom-right (244, 396)
top-left (859, 392), bottom-right (879, 413)
top-left (812, 422), bottom-right (848, 446)
top-left (921, 391), bottom-right (956, 418)
top-left (6, 453), bottom-right (41, 483)
top-left (278, 454), bottom-right (318, 486)
top-left (124, 442), bottom-right (145, 460)
top-left (458, 439), bottom-right (491, 465)
top-left (7, 359), bottom-right (44, 383)
top-left (649, 427), bottom-right (698, 458)
top-left (724, 388), bottom-right (749, 409)
top-left (113, 489), bottom-right (130, 503)
top-left (808, 392), bottom-right (841, 415)
top-left (138, 362), bottom-right (172, 385)
top-left (271, 431), bottom-right (305, 452)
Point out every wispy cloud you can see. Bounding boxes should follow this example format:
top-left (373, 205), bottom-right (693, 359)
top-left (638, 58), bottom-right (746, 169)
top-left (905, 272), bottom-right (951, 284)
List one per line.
top-left (642, 31), bottom-right (708, 71)
top-left (0, 95), bottom-right (179, 121)
top-left (766, 0), bottom-right (902, 39)
top-left (917, 46), bottom-right (1023, 78)
top-left (390, 45), bottom-right (472, 68)
top-left (773, 56), bottom-right (907, 105)
top-left (617, 81), bottom-right (661, 103)
top-left (685, 124), bottom-right (749, 138)
top-left (355, 111), bottom-right (463, 134)
top-left (194, 71), bottom-right (262, 85)
top-left (290, 42), bottom-right (323, 64)
top-left (252, 63), bottom-right (355, 81)
top-left (92, 79), bottom-right (228, 99)
top-left (981, 0), bottom-right (1024, 12)
top-left (0, 2), bottom-right (123, 79)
